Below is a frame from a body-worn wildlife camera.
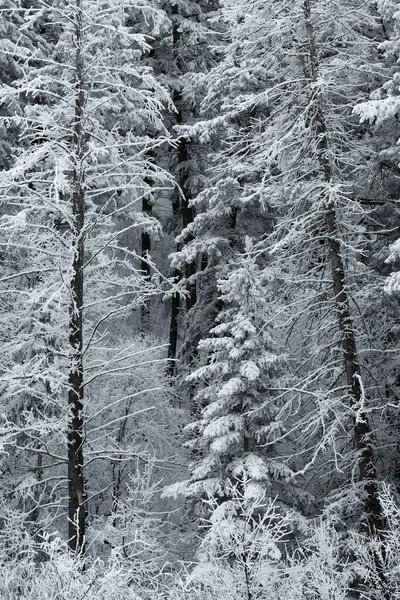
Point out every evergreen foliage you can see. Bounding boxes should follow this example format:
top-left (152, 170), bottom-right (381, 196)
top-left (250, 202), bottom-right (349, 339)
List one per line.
top-left (0, 0), bottom-right (398, 597)
top-left (167, 247), bottom-right (291, 505)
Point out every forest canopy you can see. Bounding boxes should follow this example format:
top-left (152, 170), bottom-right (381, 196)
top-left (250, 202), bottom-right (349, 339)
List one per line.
top-left (0, 0), bottom-right (399, 598)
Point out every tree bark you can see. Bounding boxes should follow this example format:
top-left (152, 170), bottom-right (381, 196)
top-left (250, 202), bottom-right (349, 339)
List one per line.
top-left (141, 193), bottom-right (152, 333)
top-left (167, 270), bottom-right (180, 378)
top-left (302, 7), bottom-right (390, 595)
top-left (167, 10), bottom-right (197, 376)
top-left (68, 0), bottom-right (86, 554)
top-left (303, 0), bottom-right (385, 538)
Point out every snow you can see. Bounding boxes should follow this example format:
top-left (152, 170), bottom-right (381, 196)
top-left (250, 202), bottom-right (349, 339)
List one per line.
top-left (353, 97), bottom-right (400, 125)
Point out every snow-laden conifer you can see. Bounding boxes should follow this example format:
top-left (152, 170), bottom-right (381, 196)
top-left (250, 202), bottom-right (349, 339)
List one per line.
top-left (193, 0), bottom-right (390, 533)
top-left (354, 2), bottom-right (400, 298)
top-left (166, 246), bottom-right (291, 515)
top-left (0, 0), bottom-right (174, 554)
top-left (157, 0), bottom-right (223, 375)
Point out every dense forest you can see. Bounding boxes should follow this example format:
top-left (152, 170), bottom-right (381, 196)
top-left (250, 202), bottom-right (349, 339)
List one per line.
top-left (0, 0), bottom-right (400, 598)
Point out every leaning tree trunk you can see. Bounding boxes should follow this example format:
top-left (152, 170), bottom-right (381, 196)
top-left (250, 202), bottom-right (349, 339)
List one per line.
top-left (68, 0), bottom-right (86, 554)
top-left (303, 0), bottom-right (385, 537)
top-left (303, 5), bottom-right (389, 596)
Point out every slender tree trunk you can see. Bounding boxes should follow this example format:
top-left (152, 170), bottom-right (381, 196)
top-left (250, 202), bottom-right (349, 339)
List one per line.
top-left (167, 11), bottom-right (197, 376)
top-left (179, 136), bottom-right (196, 311)
top-left (141, 194), bottom-right (152, 333)
top-left (68, 0), bottom-right (86, 554)
top-left (167, 270), bottom-right (180, 377)
top-left (167, 174), bottom-right (182, 377)
top-left (303, 0), bottom-right (385, 537)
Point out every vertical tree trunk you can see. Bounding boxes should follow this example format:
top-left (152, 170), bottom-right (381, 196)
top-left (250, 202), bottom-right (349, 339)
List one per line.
top-left (167, 11), bottom-right (197, 376)
top-left (179, 134), bottom-right (196, 312)
top-left (141, 194), bottom-right (152, 333)
top-left (167, 270), bottom-right (180, 377)
top-left (303, 0), bottom-right (385, 537)
top-left (68, 0), bottom-right (86, 554)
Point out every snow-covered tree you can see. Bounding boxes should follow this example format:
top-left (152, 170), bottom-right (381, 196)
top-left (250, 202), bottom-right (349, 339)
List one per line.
top-left (172, 249), bottom-right (288, 501)
top-left (0, 0), bottom-right (174, 554)
top-left (164, 246), bottom-right (297, 579)
top-left (153, 0), bottom-right (223, 376)
top-left (183, 492), bottom-right (291, 600)
top-left (353, 5), bottom-right (400, 466)
top-left (191, 0), bottom-right (390, 536)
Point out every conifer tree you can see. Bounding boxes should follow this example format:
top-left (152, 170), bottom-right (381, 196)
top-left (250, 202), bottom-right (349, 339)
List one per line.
top-left (0, 0), bottom-right (173, 554)
top-left (173, 10), bottom-right (398, 594)
top-left (169, 0), bottom-right (275, 387)
top-left (166, 248), bottom-right (292, 534)
top-left (152, 0), bottom-right (222, 376)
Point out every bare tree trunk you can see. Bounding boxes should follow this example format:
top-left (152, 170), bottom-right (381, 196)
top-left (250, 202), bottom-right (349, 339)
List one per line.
top-left (68, 0), bottom-right (86, 554)
top-left (167, 269), bottom-right (180, 378)
top-left (141, 193), bottom-right (152, 333)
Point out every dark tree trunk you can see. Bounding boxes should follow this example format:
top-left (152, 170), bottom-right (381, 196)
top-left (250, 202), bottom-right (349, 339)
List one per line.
top-left (68, 0), bottom-right (86, 554)
top-left (303, 0), bottom-right (385, 537)
top-left (167, 271), bottom-right (180, 378)
top-left (179, 136), bottom-right (196, 311)
top-left (167, 168), bottom-right (182, 377)
top-left (141, 193), bottom-right (152, 333)
top-left (302, 6), bottom-right (390, 595)
top-left (166, 14), bottom-right (196, 376)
